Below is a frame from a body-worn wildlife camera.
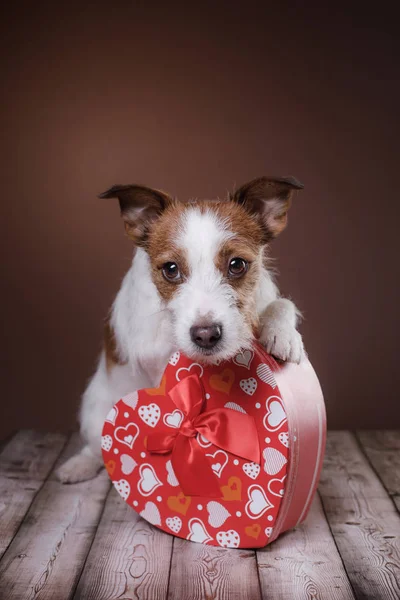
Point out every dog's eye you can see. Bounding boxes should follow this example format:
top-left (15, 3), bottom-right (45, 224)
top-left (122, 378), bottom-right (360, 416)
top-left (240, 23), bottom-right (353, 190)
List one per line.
top-left (228, 257), bottom-right (248, 278)
top-left (162, 262), bottom-right (181, 282)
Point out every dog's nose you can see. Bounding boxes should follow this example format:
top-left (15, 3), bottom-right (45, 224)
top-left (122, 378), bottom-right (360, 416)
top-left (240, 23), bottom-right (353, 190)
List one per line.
top-left (190, 323), bottom-right (222, 349)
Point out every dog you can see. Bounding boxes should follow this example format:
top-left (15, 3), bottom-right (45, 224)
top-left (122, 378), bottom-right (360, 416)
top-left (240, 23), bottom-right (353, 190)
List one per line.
top-left (56, 175), bottom-right (304, 483)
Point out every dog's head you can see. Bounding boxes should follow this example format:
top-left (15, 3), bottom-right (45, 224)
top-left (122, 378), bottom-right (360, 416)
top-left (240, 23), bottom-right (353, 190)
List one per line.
top-left (100, 177), bottom-right (303, 362)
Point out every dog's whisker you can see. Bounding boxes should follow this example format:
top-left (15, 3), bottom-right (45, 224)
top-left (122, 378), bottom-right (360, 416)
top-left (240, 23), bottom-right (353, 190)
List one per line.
top-left (144, 308), bottom-right (170, 319)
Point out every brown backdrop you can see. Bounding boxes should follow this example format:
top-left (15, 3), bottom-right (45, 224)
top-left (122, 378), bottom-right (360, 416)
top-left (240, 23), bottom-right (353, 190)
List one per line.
top-left (1, 2), bottom-right (399, 439)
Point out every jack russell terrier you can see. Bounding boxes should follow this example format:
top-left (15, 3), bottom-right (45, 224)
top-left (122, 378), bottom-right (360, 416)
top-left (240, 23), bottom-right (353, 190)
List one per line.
top-left (56, 176), bottom-right (304, 483)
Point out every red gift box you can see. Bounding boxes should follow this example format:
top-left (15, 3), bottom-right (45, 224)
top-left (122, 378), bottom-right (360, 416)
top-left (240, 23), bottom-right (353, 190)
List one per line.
top-left (101, 342), bottom-right (325, 548)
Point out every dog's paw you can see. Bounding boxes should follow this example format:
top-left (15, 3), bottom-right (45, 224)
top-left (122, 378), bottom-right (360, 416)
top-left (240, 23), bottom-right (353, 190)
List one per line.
top-left (56, 453), bottom-right (103, 484)
top-left (259, 323), bottom-right (304, 364)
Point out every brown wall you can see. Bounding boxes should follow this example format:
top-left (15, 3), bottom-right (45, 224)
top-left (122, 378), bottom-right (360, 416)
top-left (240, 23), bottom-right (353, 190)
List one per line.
top-left (1, 3), bottom-right (399, 439)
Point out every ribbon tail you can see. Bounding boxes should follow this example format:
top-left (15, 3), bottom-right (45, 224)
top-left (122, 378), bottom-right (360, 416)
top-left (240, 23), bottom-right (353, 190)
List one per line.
top-left (195, 409), bottom-right (260, 464)
top-left (171, 435), bottom-right (222, 498)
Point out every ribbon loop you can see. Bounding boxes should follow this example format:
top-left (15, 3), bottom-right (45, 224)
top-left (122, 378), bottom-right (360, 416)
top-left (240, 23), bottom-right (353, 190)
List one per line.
top-left (147, 373), bottom-right (260, 497)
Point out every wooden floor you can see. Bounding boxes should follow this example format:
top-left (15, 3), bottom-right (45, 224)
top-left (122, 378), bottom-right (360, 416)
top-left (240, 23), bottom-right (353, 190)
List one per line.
top-left (0, 431), bottom-right (399, 599)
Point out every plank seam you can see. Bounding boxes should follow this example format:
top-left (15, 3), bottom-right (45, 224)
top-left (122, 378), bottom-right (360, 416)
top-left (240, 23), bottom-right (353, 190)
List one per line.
top-left (317, 489), bottom-right (357, 600)
top-left (0, 431), bottom-right (70, 564)
top-left (70, 481), bottom-right (113, 600)
top-left (253, 549), bottom-right (264, 600)
top-left (164, 535), bottom-right (175, 600)
top-left (354, 430), bottom-right (400, 515)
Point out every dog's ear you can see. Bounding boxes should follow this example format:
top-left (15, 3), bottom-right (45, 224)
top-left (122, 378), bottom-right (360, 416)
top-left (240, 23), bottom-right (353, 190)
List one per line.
top-left (99, 184), bottom-right (173, 245)
top-left (231, 176), bottom-right (304, 240)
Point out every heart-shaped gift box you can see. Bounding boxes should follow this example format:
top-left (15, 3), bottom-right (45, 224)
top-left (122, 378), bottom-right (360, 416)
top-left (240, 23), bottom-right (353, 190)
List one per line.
top-left (102, 343), bottom-right (325, 548)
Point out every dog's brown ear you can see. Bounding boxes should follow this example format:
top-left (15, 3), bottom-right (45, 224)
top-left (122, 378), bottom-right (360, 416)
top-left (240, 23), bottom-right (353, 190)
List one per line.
top-left (99, 184), bottom-right (173, 245)
top-left (231, 176), bottom-right (304, 240)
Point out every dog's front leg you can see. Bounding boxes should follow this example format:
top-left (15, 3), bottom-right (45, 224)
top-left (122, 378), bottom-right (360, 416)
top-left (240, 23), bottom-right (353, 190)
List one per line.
top-left (258, 298), bottom-right (304, 364)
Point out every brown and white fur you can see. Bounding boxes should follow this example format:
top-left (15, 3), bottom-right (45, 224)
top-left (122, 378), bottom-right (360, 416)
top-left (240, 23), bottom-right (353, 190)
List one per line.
top-left (56, 176), bottom-right (304, 483)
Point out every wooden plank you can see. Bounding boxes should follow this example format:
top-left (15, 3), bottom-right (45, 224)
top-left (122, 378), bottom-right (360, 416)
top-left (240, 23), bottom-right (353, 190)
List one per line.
top-left (0, 430), bottom-right (67, 558)
top-left (0, 434), bottom-right (110, 600)
top-left (319, 431), bottom-right (400, 600)
top-left (168, 538), bottom-right (261, 600)
top-left (73, 488), bottom-right (173, 600)
top-left (256, 495), bottom-right (355, 600)
top-left (356, 430), bottom-right (400, 512)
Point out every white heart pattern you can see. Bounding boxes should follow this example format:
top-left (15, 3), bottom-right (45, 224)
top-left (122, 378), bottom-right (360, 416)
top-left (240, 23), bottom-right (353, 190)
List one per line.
top-left (207, 501), bottom-right (231, 528)
top-left (256, 363), bottom-right (277, 388)
top-left (120, 453), bottom-right (137, 475)
top-left (140, 501), bottom-right (161, 526)
top-left (242, 462), bottom-right (260, 480)
top-left (265, 527), bottom-right (273, 538)
top-left (105, 406), bottom-right (118, 424)
top-left (278, 431), bottom-right (289, 448)
top-left (187, 518), bottom-right (213, 544)
top-left (264, 396), bottom-right (287, 431)
top-left (137, 464), bottom-right (163, 496)
top-left (263, 447), bottom-right (288, 475)
top-left (113, 479), bottom-right (130, 501)
top-left (197, 434), bottom-right (212, 448)
top-left (233, 349), bottom-right (254, 369)
top-left (101, 434), bottom-right (113, 452)
top-left (240, 377), bottom-right (257, 396)
top-left (115, 423), bottom-right (139, 449)
top-left (245, 485), bottom-right (274, 519)
top-left (121, 391), bottom-right (139, 410)
top-left (176, 362), bottom-right (204, 382)
top-left (138, 403), bottom-right (160, 428)
top-left (216, 530), bottom-right (241, 548)
top-left (268, 475), bottom-right (287, 498)
top-left (205, 450), bottom-right (228, 478)
top-left (166, 460), bottom-right (179, 487)
top-left (224, 402), bottom-right (247, 414)
top-left (163, 409), bottom-right (184, 429)
top-left (166, 516), bottom-right (182, 533)
top-left (168, 351), bottom-right (180, 366)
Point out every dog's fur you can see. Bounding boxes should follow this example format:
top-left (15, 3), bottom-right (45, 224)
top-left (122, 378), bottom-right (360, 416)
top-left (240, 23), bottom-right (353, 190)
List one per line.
top-left (56, 176), bottom-right (304, 483)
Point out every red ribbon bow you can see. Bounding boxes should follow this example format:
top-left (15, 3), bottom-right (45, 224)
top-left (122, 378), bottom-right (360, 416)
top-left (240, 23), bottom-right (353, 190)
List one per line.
top-left (147, 374), bottom-right (260, 497)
